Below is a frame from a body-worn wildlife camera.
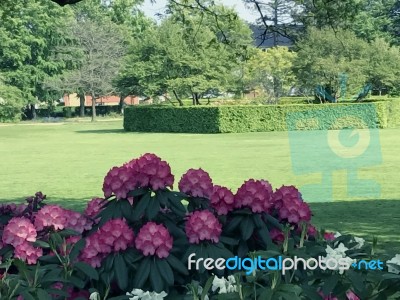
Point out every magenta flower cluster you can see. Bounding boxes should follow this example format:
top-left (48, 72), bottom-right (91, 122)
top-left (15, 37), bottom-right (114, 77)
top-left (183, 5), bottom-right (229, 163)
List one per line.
top-left (210, 185), bottom-right (235, 215)
top-left (34, 204), bottom-right (91, 234)
top-left (103, 153), bottom-right (174, 199)
top-left (135, 222), bottom-right (173, 258)
top-left (234, 179), bottom-right (274, 213)
top-left (80, 218), bottom-right (134, 267)
top-left (273, 185), bottom-right (312, 224)
top-left (2, 217), bottom-right (42, 264)
top-left (185, 210), bottom-right (222, 244)
top-left (178, 168), bottom-right (213, 198)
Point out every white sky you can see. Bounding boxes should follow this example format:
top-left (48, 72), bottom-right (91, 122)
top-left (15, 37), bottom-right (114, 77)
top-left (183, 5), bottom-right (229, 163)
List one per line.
top-left (140, 0), bottom-right (259, 23)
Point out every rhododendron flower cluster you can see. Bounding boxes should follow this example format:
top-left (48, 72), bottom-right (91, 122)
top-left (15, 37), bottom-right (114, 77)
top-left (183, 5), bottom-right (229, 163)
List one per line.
top-left (178, 168), bottom-right (213, 198)
top-left (128, 153), bottom-right (174, 191)
top-left (270, 228), bottom-right (285, 243)
top-left (234, 179), bottom-right (274, 213)
top-left (185, 210), bottom-right (222, 244)
top-left (34, 205), bottom-right (90, 234)
top-left (210, 185), bottom-right (235, 215)
top-left (80, 218), bottom-right (134, 267)
top-left (2, 217), bottom-right (42, 264)
top-left (84, 197), bottom-right (105, 219)
top-left (273, 185), bottom-right (311, 224)
top-left (14, 242), bottom-right (43, 265)
top-left (2, 217), bottom-right (37, 247)
top-left (135, 222), bottom-right (173, 258)
top-left (103, 154), bottom-right (174, 199)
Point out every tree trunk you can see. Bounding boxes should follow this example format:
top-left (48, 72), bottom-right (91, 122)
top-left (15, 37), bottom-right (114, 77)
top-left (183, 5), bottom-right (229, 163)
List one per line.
top-left (91, 92), bottom-right (96, 122)
top-left (79, 93), bottom-right (85, 117)
top-left (192, 94), bottom-right (196, 106)
top-left (118, 94), bottom-right (125, 114)
top-left (195, 93), bottom-right (201, 105)
top-left (30, 104), bottom-right (36, 120)
top-left (173, 90), bottom-right (184, 106)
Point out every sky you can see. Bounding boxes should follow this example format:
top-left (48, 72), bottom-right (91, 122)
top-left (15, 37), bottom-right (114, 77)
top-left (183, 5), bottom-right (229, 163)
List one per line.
top-left (140, 0), bottom-right (259, 23)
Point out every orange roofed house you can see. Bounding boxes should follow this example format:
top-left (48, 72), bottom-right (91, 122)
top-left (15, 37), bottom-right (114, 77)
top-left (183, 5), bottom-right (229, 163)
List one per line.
top-left (62, 93), bottom-right (140, 107)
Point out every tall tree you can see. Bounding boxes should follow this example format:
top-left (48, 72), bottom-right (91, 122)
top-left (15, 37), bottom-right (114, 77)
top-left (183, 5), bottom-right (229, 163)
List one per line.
top-left (294, 28), bottom-right (370, 101)
top-left (50, 19), bottom-right (126, 121)
top-left (0, 0), bottom-right (74, 119)
top-left (117, 3), bottom-right (253, 105)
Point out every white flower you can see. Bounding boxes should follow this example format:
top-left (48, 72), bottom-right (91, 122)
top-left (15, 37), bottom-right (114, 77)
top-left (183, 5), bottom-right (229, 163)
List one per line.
top-left (126, 289), bottom-right (168, 300)
top-left (323, 243), bottom-right (355, 275)
top-left (211, 276), bottom-right (237, 294)
top-left (352, 237), bottom-right (365, 250)
top-left (387, 254), bottom-right (400, 274)
top-left (89, 292), bottom-right (100, 300)
top-left (334, 232), bottom-right (342, 238)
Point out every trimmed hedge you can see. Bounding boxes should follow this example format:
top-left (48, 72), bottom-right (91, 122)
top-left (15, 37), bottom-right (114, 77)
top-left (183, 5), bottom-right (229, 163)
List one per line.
top-left (124, 101), bottom-right (397, 133)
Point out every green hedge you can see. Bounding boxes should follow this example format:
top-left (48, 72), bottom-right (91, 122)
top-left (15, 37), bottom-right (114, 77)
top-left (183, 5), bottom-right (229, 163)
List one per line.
top-left (124, 101), bottom-right (397, 133)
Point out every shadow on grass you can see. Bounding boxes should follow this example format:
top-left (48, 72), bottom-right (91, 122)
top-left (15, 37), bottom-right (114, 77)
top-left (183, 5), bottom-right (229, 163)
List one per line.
top-left (310, 200), bottom-right (400, 257)
top-left (1, 197), bottom-right (89, 212)
top-left (75, 129), bottom-right (127, 134)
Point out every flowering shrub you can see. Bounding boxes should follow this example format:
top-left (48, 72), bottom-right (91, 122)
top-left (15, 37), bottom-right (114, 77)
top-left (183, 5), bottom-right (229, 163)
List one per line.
top-left (0, 153), bottom-right (399, 300)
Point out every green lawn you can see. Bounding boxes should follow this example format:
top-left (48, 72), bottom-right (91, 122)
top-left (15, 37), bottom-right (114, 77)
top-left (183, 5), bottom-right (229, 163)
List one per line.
top-left (0, 121), bottom-right (399, 256)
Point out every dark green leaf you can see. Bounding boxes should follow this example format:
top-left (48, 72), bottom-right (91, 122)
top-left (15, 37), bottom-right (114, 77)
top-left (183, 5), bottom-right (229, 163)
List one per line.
top-left (202, 274), bottom-right (215, 300)
top-left (166, 254), bottom-right (189, 276)
top-left (115, 254), bottom-right (128, 290)
top-left (156, 259), bottom-right (174, 286)
top-left (132, 192), bottom-right (150, 220)
top-left (74, 262), bottom-right (99, 280)
top-left (150, 260), bottom-right (164, 292)
top-left (133, 258), bottom-right (151, 288)
top-left (36, 289), bottom-right (52, 300)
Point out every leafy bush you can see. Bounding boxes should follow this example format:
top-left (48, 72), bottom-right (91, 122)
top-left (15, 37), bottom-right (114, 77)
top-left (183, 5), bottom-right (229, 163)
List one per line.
top-left (124, 102), bottom-right (391, 133)
top-left (0, 85), bottom-right (25, 122)
top-left (1, 154), bottom-right (400, 300)
top-left (63, 106), bottom-right (122, 118)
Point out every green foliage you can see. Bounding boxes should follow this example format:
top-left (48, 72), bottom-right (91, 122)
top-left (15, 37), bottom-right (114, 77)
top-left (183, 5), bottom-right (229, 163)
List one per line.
top-left (0, 0), bottom-right (74, 104)
top-left (124, 102), bottom-right (396, 133)
top-left (116, 4), bottom-right (253, 104)
top-left (0, 84), bottom-right (24, 122)
top-left (243, 47), bottom-right (297, 101)
top-left (294, 28), bottom-right (370, 99)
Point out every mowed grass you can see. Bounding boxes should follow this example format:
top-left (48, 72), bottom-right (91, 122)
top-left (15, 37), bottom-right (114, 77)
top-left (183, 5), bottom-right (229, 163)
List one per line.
top-left (0, 121), bottom-right (399, 256)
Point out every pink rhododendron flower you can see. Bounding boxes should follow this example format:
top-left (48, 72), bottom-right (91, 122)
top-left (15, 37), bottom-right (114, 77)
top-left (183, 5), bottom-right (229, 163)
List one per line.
top-left (185, 210), bottom-right (222, 244)
top-left (272, 185), bottom-right (302, 209)
top-left (34, 205), bottom-right (68, 231)
top-left (307, 224), bottom-right (318, 237)
top-left (135, 222), bottom-right (173, 258)
top-left (270, 228), bottom-right (285, 243)
top-left (346, 290), bottom-right (360, 300)
top-left (65, 210), bottom-right (92, 233)
top-left (273, 186), bottom-right (311, 224)
top-left (14, 241), bottom-right (43, 264)
top-left (178, 168), bottom-right (213, 198)
top-left (84, 197), bottom-right (105, 219)
top-left (103, 154), bottom-right (174, 199)
top-left (98, 219), bottom-right (135, 252)
top-left (80, 219), bottom-right (134, 267)
top-left (318, 290), bottom-right (338, 300)
top-left (2, 217), bottom-right (37, 247)
top-left (324, 232), bottom-right (336, 241)
top-left (210, 185), bottom-right (235, 215)
top-left (67, 289), bottom-right (90, 300)
top-left (234, 179), bottom-right (274, 213)
top-left (129, 153), bottom-right (174, 191)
